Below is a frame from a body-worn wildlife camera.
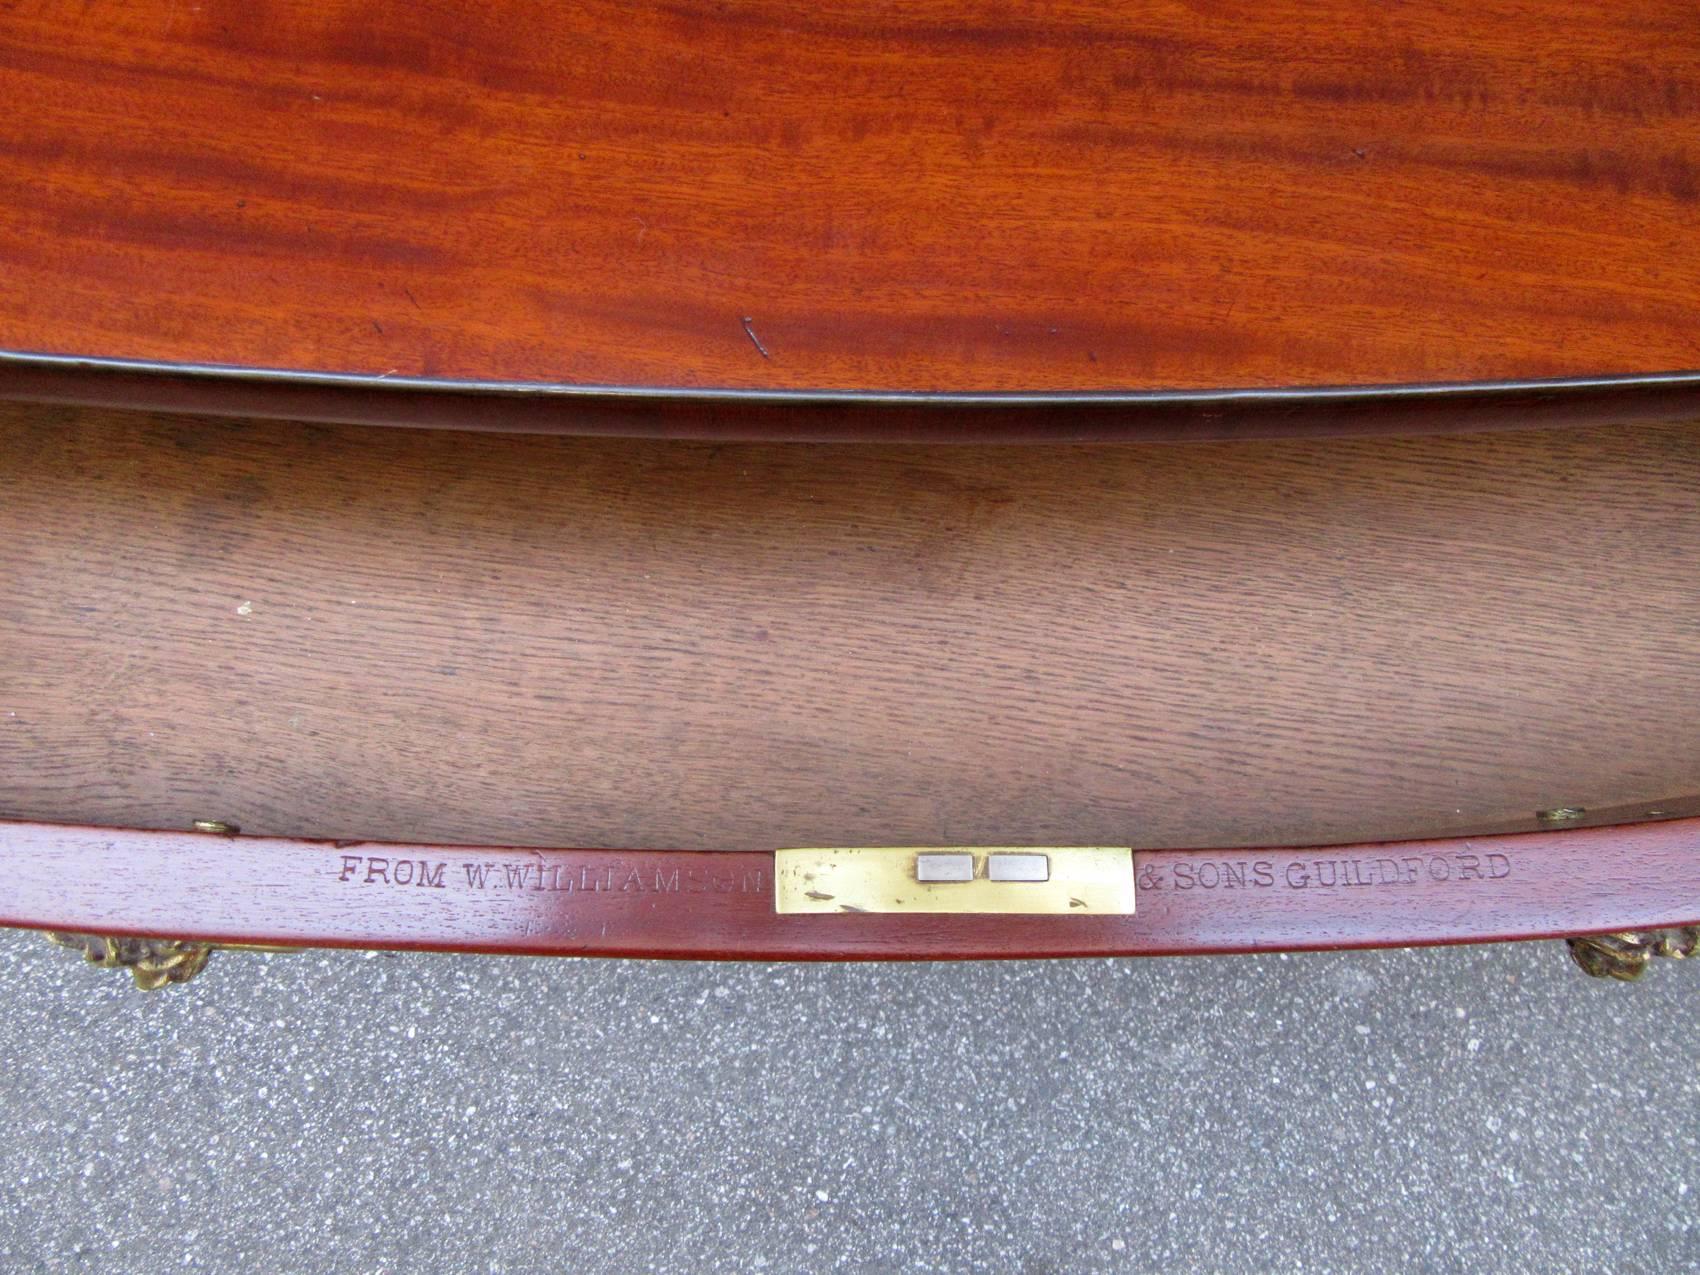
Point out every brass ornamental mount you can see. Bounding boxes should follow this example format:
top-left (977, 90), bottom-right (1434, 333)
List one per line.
top-left (42, 927), bottom-right (1700, 989)
top-left (44, 932), bottom-right (214, 990)
top-left (1567, 928), bottom-right (1700, 981)
top-left (40, 819), bottom-right (247, 989)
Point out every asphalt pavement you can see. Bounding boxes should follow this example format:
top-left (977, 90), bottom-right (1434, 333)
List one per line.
top-left (0, 932), bottom-right (1692, 1273)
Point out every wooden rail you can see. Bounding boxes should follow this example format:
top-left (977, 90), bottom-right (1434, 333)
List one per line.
top-left (4, 819), bottom-right (1697, 960)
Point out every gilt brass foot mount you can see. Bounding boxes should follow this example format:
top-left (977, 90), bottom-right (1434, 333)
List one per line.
top-left (1567, 928), bottom-right (1700, 981)
top-left (43, 932), bottom-right (214, 990)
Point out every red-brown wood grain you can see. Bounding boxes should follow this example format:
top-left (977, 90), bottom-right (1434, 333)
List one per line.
top-left (2, 818), bottom-right (1697, 958)
top-left (2, 0), bottom-right (1698, 424)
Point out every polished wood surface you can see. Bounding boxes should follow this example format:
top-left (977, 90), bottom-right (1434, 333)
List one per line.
top-left (2, 404), bottom-right (1696, 851)
top-left (2, 0), bottom-right (1699, 402)
top-left (4, 818), bottom-right (1698, 958)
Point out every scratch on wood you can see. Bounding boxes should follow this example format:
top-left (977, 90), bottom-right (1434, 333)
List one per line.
top-left (740, 316), bottom-right (770, 359)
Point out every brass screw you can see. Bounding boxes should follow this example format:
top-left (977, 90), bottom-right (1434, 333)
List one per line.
top-left (191, 819), bottom-right (241, 836)
top-left (1537, 807), bottom-right (1585, 825)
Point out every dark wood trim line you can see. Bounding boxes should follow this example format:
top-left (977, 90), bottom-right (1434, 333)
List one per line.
top-left (4, 351), bottom-right (1699, 442)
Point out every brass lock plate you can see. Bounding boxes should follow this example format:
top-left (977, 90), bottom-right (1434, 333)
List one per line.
top-left (773, 847), bottom-right (1135, 915)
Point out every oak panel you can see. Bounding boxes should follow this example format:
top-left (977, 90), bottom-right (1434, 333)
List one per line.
top-left (1, 405), bottom-right (1696, 848)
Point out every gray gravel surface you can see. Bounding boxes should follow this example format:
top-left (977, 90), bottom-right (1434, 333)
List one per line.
top-left (0, 932), bottom-right (1692, 1274)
